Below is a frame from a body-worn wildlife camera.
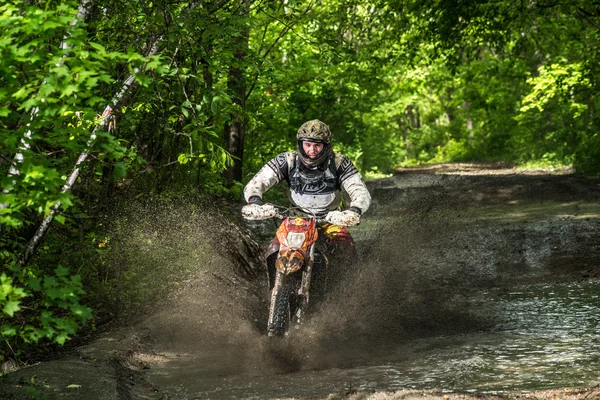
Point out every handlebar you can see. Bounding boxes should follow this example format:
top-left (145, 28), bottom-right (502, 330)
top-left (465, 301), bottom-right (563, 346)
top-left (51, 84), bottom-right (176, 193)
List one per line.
top-left (272, 205), bottom-right (327, 223)
top-left (243, 204), bottom-right (356, 226)
top-left (273, 213), bottom-right (328, 224)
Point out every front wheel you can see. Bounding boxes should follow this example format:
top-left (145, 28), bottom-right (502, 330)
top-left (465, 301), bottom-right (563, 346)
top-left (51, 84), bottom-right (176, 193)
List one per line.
top-left (267, 272), bottom-right (297, 337)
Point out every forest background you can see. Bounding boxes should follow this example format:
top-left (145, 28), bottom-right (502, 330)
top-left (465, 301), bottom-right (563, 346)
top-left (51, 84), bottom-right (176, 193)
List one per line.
top-left (1, 0), bottom-right (599, 361)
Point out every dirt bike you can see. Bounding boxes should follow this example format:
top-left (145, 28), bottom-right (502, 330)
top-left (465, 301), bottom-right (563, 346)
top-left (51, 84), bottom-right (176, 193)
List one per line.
top-left (263, 207), bottom-right (330, 337)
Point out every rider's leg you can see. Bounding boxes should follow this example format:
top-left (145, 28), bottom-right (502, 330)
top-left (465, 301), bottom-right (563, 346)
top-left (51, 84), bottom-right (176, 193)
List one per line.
top-left (315, 223), bottom-right (357, 295)
top-left (319, 222), bottom-right (357, 261)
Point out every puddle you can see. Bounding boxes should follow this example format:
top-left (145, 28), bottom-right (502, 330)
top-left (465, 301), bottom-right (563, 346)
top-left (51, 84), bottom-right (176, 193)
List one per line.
top-left (147, 281), bottom-right (600, 399)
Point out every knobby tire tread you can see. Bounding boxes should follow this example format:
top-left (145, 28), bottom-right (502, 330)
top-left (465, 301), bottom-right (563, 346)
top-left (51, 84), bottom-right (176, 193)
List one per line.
top-left (268, 273), bottom-right (294, 336)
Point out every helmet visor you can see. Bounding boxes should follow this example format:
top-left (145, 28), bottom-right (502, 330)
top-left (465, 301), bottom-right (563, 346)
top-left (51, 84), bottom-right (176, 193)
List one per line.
top-left (298, 138), bottom-right (327, 144)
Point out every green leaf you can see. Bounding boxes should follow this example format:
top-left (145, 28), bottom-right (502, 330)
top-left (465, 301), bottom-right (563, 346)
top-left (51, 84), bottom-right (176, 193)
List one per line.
top-left (3, 300), bottom-right (20, 317)
top-left (89, 42), bottom-right (106, 53)
top-left (44, 276), bottom-right (58, 288)
top-left (54, 332), bottom-right (69, 345)
top-left (113, 162), bottom-right (127, 179)
top-left (61, 84), bottom-right (79, 98)
top-left (55, 265), bottom-right (69, 277)
top-left (177, 153), bottom-right (189, 165)
top-left (27, 277), bottom-right (41, 292)
top-left (211, 96), bottom-right (220, 114)
top-left (1, 327), bottom-right (17, 337)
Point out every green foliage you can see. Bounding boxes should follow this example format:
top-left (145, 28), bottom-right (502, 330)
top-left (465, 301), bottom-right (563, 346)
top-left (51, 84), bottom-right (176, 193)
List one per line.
top-left (514, 61), bottom-right (592, 167)
top-left (1, 274), bottom-right (27, 318)
top-left (574, 132), bottom-right (600, 177)
top-left (241, 0), bottom-right (600, 176)
top-left (0, 0), bottom-right (151, 229)
top-left (0, 0), bottom-right (152, 357)
top-left (1, 265), bottom-right (91, 352)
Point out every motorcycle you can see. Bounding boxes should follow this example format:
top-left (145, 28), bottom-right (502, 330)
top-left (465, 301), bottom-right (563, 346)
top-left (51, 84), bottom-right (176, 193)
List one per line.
top-left (268, 208), bottom-right (331, 337)
top-left (245, 205), bottom-right (331, 337)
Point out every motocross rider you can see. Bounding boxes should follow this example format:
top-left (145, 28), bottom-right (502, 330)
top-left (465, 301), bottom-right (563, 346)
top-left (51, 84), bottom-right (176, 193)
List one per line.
top-left (241, 119), bottom-right (371, 255)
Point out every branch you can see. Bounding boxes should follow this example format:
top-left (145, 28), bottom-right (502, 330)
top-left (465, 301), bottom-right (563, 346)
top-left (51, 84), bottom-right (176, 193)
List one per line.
top-left (174, 59), bottom-right (198, 121)
top-left (259, 2), bottom-right (318, 56)
top-left (256, 16), bottom-right (272, 57)
top-left (533, 1), bottom-right (561, 9)
top-left (208, 0), bottom-right (232, 14)
top-left (577, 7), bottom-right (600, 30)
top-left (245, 0), bottom-right (316, 101)
top-left (0, 153), bottom-right (15, 165)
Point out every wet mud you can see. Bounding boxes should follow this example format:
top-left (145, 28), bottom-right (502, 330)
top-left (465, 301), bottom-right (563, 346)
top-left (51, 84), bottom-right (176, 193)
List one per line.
top-left (1, 163), bottom-right (599, 399)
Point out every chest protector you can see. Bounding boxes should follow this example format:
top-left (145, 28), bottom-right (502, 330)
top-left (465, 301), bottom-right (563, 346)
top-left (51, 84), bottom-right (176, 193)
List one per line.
top-left (288, 153), bottom-right (339, 195)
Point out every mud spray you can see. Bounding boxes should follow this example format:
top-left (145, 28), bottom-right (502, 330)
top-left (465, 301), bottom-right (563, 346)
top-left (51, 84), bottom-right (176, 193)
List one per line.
top-left (101, 172), bottom-right (599, 398)
top-left (103, 191), bottom-right (476, 374)
top-left (106, 187), bottom-right (492, 379)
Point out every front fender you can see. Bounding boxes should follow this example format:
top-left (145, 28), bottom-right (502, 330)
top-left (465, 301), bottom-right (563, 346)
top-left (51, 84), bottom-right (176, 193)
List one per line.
top-left (276, 248), bottom-right (306, 275)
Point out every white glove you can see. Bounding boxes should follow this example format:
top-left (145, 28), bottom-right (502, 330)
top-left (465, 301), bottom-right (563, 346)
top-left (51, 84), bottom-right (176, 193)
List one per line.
top-left (325, 210), bottom-right (360, 226)
top-left (241, 203), bottom-right (277, 220)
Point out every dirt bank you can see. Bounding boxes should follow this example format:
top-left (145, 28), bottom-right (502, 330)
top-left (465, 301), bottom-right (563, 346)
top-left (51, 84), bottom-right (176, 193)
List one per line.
top-left (1, 163), bottom-right (599, 399)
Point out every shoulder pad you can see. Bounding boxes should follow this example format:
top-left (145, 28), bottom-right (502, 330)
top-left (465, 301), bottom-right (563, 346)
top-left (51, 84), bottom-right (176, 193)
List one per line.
top-left (333, 152), bottom-right (344, 169)
top-left (285, 151), bottom-right (296, 167)
top-left (335, 153), bottom-right (360, 184)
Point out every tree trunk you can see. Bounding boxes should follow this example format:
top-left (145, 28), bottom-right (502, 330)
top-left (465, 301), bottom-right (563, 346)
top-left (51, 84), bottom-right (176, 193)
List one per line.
top-left (463, 100), bottom-right (473, 130)
top-left (224, 0), bottom-right (250, 183)
top-left (19, 41), bottom-right (160, 267)
top-left (404, 105), bottom-right (421, 160)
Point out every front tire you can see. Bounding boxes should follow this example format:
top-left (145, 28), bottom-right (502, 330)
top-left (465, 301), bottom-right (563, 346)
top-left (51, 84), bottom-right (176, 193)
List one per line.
top-left (267, 272), bottom-right (295, 337)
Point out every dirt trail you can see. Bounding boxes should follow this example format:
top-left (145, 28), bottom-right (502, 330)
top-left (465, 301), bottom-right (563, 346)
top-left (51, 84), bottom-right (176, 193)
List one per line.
top-left (1, 163), bottom-right (599, 399)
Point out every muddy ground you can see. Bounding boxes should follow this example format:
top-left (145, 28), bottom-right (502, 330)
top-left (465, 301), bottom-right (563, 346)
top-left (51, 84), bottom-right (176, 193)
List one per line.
top-left (1, 162), bottom-right (599, 399)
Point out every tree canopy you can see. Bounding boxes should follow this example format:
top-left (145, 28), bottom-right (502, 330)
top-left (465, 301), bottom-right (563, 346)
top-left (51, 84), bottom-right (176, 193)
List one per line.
top-left (1, 0), bottom-right (599, 358)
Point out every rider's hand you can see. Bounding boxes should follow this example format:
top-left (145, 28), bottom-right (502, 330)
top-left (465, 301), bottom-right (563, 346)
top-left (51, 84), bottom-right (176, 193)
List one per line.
top-left (325, 209), bottom-right (361, 226)
top-left (242, 203), bottom-right (277, 220)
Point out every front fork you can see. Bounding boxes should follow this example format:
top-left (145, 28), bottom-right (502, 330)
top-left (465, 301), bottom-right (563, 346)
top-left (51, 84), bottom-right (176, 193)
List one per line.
top-left (295, 244), bottom-right (315, 326)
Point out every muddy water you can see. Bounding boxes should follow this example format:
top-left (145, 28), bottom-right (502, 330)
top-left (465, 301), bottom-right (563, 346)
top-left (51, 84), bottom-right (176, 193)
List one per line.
top-left (372, 282), bottom-right (600, 393)
top-left (144, 173), bottom-right (600, 399)
top-left (147, 280), bottom-right (600, 399)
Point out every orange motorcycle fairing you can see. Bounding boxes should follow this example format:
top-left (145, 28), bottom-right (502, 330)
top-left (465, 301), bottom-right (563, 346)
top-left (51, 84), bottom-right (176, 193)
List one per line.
top-left (274, 217), bottom-right (319, 275)
top-left (275, 217), bottom-right (319, 250)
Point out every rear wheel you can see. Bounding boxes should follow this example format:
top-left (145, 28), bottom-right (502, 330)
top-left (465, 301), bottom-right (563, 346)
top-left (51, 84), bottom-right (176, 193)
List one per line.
top-left (267, 272), bottom-right (296, 337)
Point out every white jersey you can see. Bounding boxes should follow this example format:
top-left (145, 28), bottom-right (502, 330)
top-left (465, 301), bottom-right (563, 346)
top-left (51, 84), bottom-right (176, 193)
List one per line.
top-left (244, 151), bottom-right (371, 216)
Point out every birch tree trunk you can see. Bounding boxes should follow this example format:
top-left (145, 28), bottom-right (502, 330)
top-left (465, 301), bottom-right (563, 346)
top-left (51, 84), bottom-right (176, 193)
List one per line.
top-left (18, 0), bottom-right (210, 265)
top-left (19, 40), bottom-right (160, 267)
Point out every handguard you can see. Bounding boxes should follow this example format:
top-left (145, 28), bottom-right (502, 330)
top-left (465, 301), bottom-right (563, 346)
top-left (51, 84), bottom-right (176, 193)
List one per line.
top-left (242, 203), bottom-right (277, 220)
top-left (325, 209), bottom-right (360, 226)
